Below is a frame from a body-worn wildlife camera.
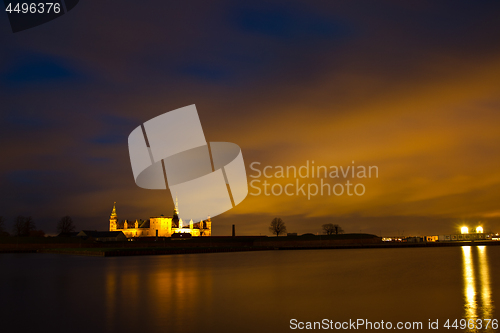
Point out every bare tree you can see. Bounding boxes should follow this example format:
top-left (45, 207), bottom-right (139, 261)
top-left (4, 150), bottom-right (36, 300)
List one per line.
top-left (322, 223), bottom-right (336, 235)
top-left (322, 223), bottom-right (344, 235)
top-left (23, 216), bottom-right (36, 236)
top-left (333, 224), bottom-right (344, 235)
top-left (12, 216), bottom-right (36, 236)
top-left (13, 216), bottom-right (26, 236)
top-left (57, 216), bottom-right (75, 234)
top-left (0, 216), bottom-right (7, 236)
top-left (269, 217), bottom-right (287, 237)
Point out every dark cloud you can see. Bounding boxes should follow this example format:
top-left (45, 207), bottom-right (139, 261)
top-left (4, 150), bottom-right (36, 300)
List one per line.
top-left (1, 1), bottom-right (500, 235)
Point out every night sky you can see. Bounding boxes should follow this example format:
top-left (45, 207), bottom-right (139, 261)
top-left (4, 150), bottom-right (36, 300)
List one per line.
top-left (1, 0), bottom-right (500, 236)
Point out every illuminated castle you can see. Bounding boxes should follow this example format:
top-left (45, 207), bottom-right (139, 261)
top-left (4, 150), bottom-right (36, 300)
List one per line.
top-left (109, 199), bottom-right (211, 238)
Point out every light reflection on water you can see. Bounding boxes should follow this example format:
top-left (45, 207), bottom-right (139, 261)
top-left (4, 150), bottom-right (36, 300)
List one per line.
top-left (1, 246), bottom-right (499, 333)
top-left (462, 246), bottom-right (495, 332)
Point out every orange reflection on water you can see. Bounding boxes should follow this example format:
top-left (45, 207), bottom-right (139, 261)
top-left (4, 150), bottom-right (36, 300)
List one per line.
top-left (477, 246), bottom-right (493, 320)
top-left (462, 246), bottom-right (495, 332)
top-left (462, 246), bottom-right (476, 322)
top-left (105, 260), bottom-right (118, 333)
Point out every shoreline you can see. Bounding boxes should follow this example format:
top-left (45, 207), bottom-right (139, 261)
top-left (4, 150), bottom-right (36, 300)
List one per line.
top-left (1, 236), bottom-right (499, 257)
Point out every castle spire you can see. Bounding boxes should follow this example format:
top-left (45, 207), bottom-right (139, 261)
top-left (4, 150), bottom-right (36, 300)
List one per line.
top-left (172, 195), bottom-right (180, 227)
top-left (111, 202), bottom-right (117, 217)
top-left (109, 202), bottom-right (117, 231)
top-left (174, 194), bottom-right (179, 215)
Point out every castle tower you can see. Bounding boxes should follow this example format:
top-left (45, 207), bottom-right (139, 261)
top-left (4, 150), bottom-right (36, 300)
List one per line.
top-left (198, 220), bottom-right (205, 237)
top-left (109, 202), bottom-right (117, 231)
top-left (206, 216), bottom-right (212, 236)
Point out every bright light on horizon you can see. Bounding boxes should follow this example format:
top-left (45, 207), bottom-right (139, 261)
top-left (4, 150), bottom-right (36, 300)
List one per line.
top-left (477, 226), bottom-right (483, 234)
top-left (461, 226), bottom-right (469, 234)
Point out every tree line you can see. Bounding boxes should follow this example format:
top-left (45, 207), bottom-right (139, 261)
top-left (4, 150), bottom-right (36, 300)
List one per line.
top-left (0, 215), bottom-right (76, 237)
top-left (268, 218), bottom-right (344, 236)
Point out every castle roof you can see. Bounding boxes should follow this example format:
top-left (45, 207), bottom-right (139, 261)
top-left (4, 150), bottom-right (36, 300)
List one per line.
top-left (139, 220), bottom-right (150, 228)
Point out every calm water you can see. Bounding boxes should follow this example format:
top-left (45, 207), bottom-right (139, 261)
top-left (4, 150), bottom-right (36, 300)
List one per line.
top-left (1, 246), bottom-right (498, 332)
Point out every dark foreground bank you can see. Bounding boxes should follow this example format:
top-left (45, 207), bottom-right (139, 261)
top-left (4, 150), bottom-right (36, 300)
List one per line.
top-left (1, 233), bottom-right (500, 256)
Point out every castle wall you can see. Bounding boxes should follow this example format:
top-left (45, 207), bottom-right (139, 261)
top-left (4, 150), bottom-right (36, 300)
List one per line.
top-left (109, 204), bottom-right (211, 238)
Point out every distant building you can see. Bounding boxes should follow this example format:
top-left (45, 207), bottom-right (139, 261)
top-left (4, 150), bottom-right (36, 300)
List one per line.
top-left (405, 236), bottom-right (424, 243)
top-left (109, 199), bottom-right (212, 238)
top-left (437, 233), bottom-right (489, 241)
top-left (435, 225), bottom-right (491, 242)
top-left (77, 230), bottom-right (127, 242)
top-left (425, 236), bottom-right (438, 242)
